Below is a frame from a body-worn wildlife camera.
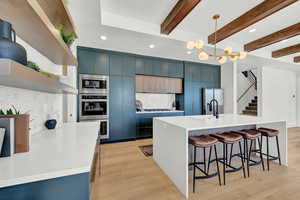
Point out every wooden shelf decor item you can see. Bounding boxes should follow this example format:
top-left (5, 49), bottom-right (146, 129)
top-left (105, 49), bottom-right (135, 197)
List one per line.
top-left (0, 59), bottom-right (78, 94)
top-left (0, 114), bottom-right (30, 154)
top-left (0, 0), bottom-right (78, 66)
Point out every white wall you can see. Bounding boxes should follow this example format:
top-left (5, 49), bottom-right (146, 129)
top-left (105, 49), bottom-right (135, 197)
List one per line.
top-left (261, 67), bottom-right (297, 128)
top-left (221, 62), bottom-right (237, 114)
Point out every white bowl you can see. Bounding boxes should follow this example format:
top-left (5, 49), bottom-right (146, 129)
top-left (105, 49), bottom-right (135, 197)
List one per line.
top-left (0, 128), bottom-right (5, 154)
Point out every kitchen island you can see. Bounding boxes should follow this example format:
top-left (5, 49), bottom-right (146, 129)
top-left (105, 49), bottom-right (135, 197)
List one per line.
top-left (153, 114), bottom-right (287, 198)
top-left (0, 121), bottom-right (100, 200)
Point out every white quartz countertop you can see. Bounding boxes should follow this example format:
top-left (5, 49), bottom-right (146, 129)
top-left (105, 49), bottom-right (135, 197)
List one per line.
top-left (154, 114), bottom-right (286, 131)
top-left (136, 110), bottom-right (184, 114)
top-left (0, 121), bottom-right (99, 188)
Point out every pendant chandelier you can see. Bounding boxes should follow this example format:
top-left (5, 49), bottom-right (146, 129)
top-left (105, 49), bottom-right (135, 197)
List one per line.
top-left (186, 14), bottom-right (247, 64)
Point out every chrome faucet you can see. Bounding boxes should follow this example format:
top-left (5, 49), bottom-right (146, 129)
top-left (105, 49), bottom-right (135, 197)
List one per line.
top-left (208, 99), bottom-right (219, 119)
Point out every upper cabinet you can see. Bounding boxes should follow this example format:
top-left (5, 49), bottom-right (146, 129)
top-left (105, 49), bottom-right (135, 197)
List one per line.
top-left (0, 0), bottom-right (77, 66)
top-left (110, 54), bottom-right (135, 77)
top-left (185, 62), bottom-right (220, 85)
top-left (78, 48), bottom-right (109, 75)
top-left (135, 57), bottom-right (183, 78)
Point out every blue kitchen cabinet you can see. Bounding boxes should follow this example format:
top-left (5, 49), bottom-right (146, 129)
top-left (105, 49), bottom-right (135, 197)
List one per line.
top-left (136, 112), bottom-right (184, 139)
top-left (184, 80), bottom-right (193, 115)
top-left (184, 62), bottom-right (221, 115)
top-left (152, 59), bottom-right (162, 76)
top-left (168, 61), bottom-right (184, 78)
top-left (110, 54), bottom-right (135, 77)
top-left (109, 54), bottom-right (123, 76)
top-left (77, 47), bottom-right (109, 75)
top-left (122, 76), bottom-right (136, 140)
top-left (200, 64), bottom-right (221, 85)
top-left (78, 49), bottom-right (97, 74)
top-left (107, 75), bottom-right (136, 142)
top-left (94, 53), bottom-right (109, 75)
top-left (135, 57), bottom-right (153, 75)
top-left (123, 56), bottom-right (136, 76)
top-left (109, 76), bottom-right (123, 141)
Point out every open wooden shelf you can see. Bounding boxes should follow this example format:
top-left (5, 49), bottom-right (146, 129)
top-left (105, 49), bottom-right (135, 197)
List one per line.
top-left (0, 0), bottom-right (78, 66)
top-left (0, 59), bottom-right (78, 94)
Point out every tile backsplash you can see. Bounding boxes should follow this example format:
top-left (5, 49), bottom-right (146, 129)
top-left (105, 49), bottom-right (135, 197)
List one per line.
top-left (0, 86), bottom-right (63, 135)
top-left (136, 93), bottom-right (175, 109)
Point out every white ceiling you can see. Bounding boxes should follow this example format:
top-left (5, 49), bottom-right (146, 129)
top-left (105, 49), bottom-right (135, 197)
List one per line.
top-left (66, 0), bottom-right (300, 72)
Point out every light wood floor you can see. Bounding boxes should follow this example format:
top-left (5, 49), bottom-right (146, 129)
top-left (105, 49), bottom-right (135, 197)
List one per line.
top-left (93, 128), bottom-right (300, 200)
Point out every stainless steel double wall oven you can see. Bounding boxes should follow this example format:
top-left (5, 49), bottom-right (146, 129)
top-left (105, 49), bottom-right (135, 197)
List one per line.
top-left (79, 74), bottom-right (109, 139)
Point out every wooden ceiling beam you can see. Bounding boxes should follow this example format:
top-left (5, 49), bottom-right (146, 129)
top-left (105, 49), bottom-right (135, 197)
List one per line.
top-left (272, 43), bottom-right (300, 58)
top-left (161, 0), bottom-right (201, 35)
top-left (245, 23), bottom-right (300, 52)
top-left (208, 0), bottom-right (298, 44)
top-left (294, 56), bottom-right (300, 63)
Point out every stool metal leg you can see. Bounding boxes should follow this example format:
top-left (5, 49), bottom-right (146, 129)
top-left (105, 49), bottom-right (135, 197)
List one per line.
top-left (266, 136), bottom-right (270, 171)
top-left (214, 144), bottom-right (222, 186)
top-left (247, 140), bottom-right (253, 177)
top-left (239, 141), bottom-right (246, 179)
top-left (207, 146), bottom-right (212, 174)
top-left (229, 143), bottom-right (233, 166)
top-left (193, 146), bottom-right (196, 193)
top-left (203, 148), bottom-right (206, 173)
top-left (276, 135), bottom-right (282, 165)
top-left (225, 143), bottom-right (228, 168)
top-left (223, 143), bottom-right (226, 185)
top-left (258, 137), bottom-right (265, 171)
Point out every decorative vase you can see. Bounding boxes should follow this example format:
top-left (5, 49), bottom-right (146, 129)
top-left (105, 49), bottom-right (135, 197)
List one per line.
top-left (45, 119), bottom-right (57, 129)
top-left (0, 19), bottom-right (27, 65)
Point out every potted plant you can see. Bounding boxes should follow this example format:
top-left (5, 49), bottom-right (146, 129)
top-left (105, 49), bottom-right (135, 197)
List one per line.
top-left (0, 106), bottom-right (30, 153)
top-left (172, 101), bottom-right (176, 111)
top-left (56, 25), bottom-right (77, 47)
top-left (26, 61), bottom-right (59, 80)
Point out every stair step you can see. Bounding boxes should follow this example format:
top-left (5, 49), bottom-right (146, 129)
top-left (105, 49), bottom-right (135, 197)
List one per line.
top-left (254, 96), bottom-right (257, 100)
top-left (242, 110), bottom-right (257, 116)
top-left (246, 106), bottom-right (257, 111)
top-left (251, 99), bottom-right (257, 103)
top-left (249, 102), bottom-right (257, 107)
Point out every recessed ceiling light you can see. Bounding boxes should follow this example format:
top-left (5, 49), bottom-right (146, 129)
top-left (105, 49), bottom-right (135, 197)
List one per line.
top-left (187, 51), bottom-right (192, 55)
top-left (249, 28), bottom-right (256, 33)
top-left (149, 44), bottom-right (155, 49)
top-left (100, 35), bottom-right (107, 40)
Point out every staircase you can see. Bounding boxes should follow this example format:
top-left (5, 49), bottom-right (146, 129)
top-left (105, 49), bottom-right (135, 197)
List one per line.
top-left (242, 96), bottom-right (257, 116)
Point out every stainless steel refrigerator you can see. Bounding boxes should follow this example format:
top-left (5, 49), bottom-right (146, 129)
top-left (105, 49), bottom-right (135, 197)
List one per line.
top-left (202, 88), bottom-right (224, 115)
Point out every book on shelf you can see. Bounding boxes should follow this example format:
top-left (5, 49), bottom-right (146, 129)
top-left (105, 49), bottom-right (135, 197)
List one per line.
top-left (0, 118), bottom-right (15, 157)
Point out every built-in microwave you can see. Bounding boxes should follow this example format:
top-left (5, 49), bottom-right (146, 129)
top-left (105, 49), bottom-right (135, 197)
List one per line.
top-left (79, 74), bottom-right (108, 94)
top-left (79, 94), bottom-right (108, 120)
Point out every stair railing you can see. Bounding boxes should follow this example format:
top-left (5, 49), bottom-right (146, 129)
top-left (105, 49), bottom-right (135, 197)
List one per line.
top-left (237, 82), bottom-right (255, 103)
top-left (237, 70), bottom-right (257, 102)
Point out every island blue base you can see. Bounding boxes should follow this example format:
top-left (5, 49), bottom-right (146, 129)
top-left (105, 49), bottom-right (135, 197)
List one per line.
top-left (0, 172), bottom-right (90, 200)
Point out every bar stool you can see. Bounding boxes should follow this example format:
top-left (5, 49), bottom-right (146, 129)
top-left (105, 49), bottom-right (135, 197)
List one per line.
top-left (233, 129), bottom-right (265, 177)
top-left (258, 127), bottom-right (281, 171)
top-left (189, 135), bottom-right (221, 193)
top-left (211, 132), bottom-right (246, 185)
